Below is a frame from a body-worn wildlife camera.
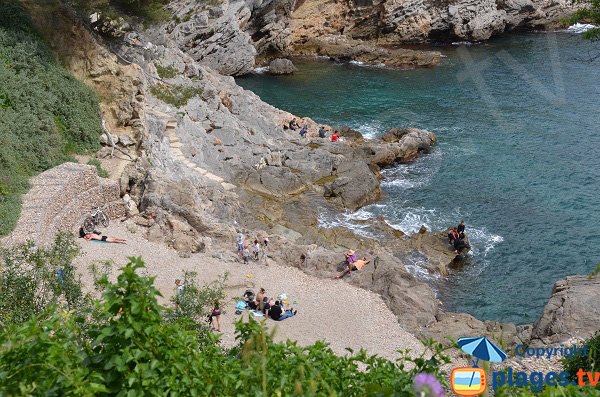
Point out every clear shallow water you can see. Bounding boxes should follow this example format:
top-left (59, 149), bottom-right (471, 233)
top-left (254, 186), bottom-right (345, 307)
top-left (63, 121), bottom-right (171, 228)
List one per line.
top-left (237, 33), bottom-right (600, 324)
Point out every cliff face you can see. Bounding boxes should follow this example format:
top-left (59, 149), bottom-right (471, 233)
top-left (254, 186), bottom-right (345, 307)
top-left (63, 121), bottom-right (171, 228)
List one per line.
top-left (291, 0), bottom-right (577, 43)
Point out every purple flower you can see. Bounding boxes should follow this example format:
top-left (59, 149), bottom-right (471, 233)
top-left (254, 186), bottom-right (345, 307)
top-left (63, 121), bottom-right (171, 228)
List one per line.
top-left (413, 373), bottom-right (444, 397)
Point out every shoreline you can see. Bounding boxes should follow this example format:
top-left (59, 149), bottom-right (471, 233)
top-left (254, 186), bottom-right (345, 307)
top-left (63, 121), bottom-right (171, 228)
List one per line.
top-left (11, 1), bottom-right (599, 354)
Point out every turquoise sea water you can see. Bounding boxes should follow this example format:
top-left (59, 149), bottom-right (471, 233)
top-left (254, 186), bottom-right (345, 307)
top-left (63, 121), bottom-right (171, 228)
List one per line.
top-left (236, 33), bottom-right (600, 325)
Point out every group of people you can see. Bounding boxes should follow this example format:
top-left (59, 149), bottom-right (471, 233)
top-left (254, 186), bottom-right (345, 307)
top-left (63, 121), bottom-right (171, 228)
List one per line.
top-left (236, 231), bottom-right (268, 264)
top-left (287, 118), bottom-right (341, 142)
top-left (243, 288), bottom-right (297, 321)
top-left (448, 220), bottom-right (470, 254)
top-left (334, 249), bottom-right (371, 279)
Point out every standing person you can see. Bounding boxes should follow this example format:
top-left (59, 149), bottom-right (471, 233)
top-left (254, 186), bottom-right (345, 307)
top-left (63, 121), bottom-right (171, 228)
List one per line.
top-left (256, 288), bottom-right (266, 310)
top-left (210, 301), bottom-right (221, 332)
top-left (253, 239), bottom-right (260, 260)
top-left (318, 126), bottom-right (327, 138)
top-left (262, 236), bottom-right (269, 259)
top-left (174, 279), bottom-right (185, 309)
top-left (242, 244), bottom-right (250, 264)
top-left (236, 230), bottom-right (245, 253)
top-left (457, 220), bottom-right (465, 234)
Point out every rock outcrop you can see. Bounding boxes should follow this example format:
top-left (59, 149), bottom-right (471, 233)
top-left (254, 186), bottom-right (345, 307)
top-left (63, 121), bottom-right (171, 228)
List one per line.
top-left (531, 275), bottom-right (600, 344)
top-left (269, 58), bottom-right (297, 75)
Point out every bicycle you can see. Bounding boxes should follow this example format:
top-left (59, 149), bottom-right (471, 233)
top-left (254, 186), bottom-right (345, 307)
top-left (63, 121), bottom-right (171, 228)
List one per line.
top-left (82, 207), bottom-right (109, 234)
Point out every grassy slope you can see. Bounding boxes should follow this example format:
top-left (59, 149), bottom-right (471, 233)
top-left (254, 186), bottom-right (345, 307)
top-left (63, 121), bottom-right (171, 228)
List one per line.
top-left (0, 0), bottom-right (102, 236)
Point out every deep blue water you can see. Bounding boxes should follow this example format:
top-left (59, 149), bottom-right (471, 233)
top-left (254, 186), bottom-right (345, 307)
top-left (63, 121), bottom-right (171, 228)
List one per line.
top-left (236, 33), bottom-right (600, 324)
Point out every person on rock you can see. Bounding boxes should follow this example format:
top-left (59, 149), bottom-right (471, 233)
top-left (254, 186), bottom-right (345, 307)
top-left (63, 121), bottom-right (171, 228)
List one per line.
top-left (79, 228), bottom-right (127, 244)
top-left (331, 131), bottom-right (340, 142)
top-left (256, 288), bottom-right (266, 310)
top-left (236, 231), bottom-right (245, 253)
top-left (448, 227), bottom-right (459, 245)
top-left (335, 256), bottom-right (371, 279)
top-left (260, 297), bottom-right (271, 317)
top-left (344, 249), bottom-right (357, 266)
top-left (269, 300), bottom-right (297, 321)
top-left (457, 220), bottom-right (465, 234)
top-left (289, 118), bottom-right (300, 131)
top-left (318, 126), bottom-right (327, 138)
top-left (454, 234), bottom-right (470, 254)
top-left (210, 301), bottom-right (221, 332)
top-left (299, 124), bottom-right (308, 138)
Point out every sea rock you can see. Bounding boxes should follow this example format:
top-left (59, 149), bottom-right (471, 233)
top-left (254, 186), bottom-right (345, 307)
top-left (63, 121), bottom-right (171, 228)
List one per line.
top-left (268, 58), bottom-right (297, 75)
top-left (364, 128), bottom-right (437, 167)
top-left (530, 275), bottom-right (600, 344)
top-left (293, 35), bottom-right (441, 68)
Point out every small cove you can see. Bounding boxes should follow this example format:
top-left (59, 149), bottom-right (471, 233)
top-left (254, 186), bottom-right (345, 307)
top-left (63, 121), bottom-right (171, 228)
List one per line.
top-left (237, 32), bottom-right (600, 324)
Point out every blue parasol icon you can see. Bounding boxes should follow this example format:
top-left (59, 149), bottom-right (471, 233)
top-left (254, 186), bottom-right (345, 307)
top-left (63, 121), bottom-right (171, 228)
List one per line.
top-left (457, 336), bottom-right (507, 366)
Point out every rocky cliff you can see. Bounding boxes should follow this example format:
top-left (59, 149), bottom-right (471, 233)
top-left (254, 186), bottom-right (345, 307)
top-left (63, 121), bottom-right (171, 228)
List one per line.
top-left (145, 0), bottom-right (576, 76)
top-left (291, 0), bottom-right (577, 44)
top-left (19, 0), bottom-right (596, 349)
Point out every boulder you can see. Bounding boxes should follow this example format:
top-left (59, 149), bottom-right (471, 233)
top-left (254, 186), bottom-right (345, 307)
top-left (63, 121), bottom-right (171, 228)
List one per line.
top-left (269, 58), bottom-right (297, 75)
top-left (531, 275), bottom-right (600, 344)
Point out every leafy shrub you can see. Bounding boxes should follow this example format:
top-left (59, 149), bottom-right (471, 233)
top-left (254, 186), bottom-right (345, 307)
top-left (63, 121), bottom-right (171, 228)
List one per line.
top-left (563, 331), bottom-right (600, 381)
top-left (69, 0), bottom-right (170, 24)
top-left (0, 255), bottom-right (454, 396)
top-left (155, 64), bottom-right (178, 79)
top-left (87, 159), bottom-right (109, 178)
top-left (0, 0), bottom-right (102, 236)
top-left (0, 232), bottom-right (85, 327)
top-left (150, 84), bottom-right (203, 108)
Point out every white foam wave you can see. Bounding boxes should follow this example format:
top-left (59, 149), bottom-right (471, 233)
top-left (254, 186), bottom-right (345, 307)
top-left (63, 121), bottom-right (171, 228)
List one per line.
top-left (353, 122), bottom-right (384, 139)
top-left (253, 66), bottom-right (269, 74)
top-left (452, 41), bottom-right (473, 46)
top-left (566, 23), bottom-right (596, 34)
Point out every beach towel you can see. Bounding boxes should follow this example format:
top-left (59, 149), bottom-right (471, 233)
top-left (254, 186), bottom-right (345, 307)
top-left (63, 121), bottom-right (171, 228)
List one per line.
top-left (235, 300), bottom-right (248, 310)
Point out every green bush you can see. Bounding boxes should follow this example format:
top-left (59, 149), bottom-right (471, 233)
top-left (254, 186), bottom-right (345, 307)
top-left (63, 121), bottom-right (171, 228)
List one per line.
top-left (155, 64), bottom-right (178, 79)
top-left (0, 255), bottom-right (453, 396)
top-left (563, 331), bottom-right (600, 381)
top-left (150, 84), bottom-right (203, 108)
top-left (87, 159), bottom-right (109, 178)
top-left (0, 0), bottom-right (102, 236)
top-left (0, 232), bottom-right (85, 327)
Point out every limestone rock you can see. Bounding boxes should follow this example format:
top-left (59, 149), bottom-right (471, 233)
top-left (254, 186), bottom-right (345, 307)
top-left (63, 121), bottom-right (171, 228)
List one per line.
top-left (531, 275), bottom-right (600, 343)
top-left (268, 58), bottom-right (297, 75)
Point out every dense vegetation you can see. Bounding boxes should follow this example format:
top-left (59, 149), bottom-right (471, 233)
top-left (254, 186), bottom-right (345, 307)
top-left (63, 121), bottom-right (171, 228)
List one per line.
top-left (0, 236), bottom-right (453, 396)
top-left (69, 0), bottom-right (170, 24)
top-left (0, 0), bottom-right (102, 236)
top-left (563, 331), bottom-right (600, 381)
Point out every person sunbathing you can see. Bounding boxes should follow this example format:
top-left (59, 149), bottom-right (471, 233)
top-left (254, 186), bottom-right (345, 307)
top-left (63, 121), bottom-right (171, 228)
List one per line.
top-left (79, 228), bottom-right (127, 244)
top-left (335, 257), bottom-right (371, 279)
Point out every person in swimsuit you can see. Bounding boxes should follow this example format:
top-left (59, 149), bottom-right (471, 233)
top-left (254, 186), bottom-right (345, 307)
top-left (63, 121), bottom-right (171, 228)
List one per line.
top-left (79, 228), bottom-right (127, 244)
top-left (210, 301), bottom-right (221, 332)
top-left (335, 257), bottom-right (371, 279)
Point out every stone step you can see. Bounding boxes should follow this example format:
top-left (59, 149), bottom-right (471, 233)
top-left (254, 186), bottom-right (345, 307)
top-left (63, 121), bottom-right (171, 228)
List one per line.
top-left (205, 173), bottom-right (224, 183)
top-left (166, 121), bottom-right (177, 129)
top-left (221, 182), bottom-right (236, 191)
top-left (170, 142), bottom-right (183, 148)
top-left (194, 166), bottom-right (208, 175)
